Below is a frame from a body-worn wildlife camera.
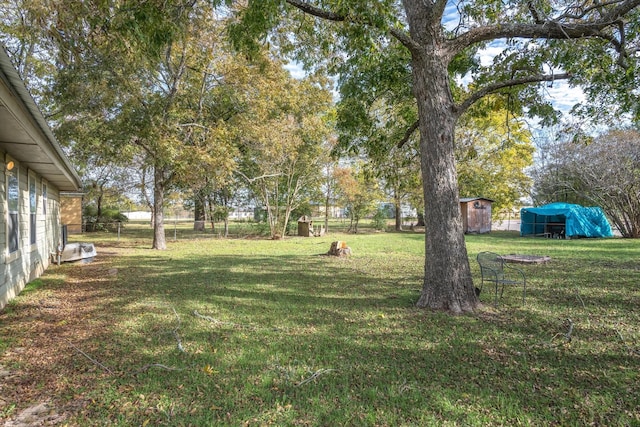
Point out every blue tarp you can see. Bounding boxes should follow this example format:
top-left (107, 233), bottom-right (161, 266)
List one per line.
top-left (520, 202), bottom-right (613, 238)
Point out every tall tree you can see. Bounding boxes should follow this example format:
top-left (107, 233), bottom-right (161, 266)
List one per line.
top-left (1, 0), bottom-right (247, 248)
top-left (227, 0), bottom-right (640, 313)
top-left (320, 158), bottom-right (340, 233)
top-left (81, 160), bottom-right (134, 230)
top-left (335, 90), bottom-right (421, 232)
top-left (236, 61), bottom-right (333, 238)
top-left (0, 0), bottom-right (56, 91)
top-left (334, 164), bottom-right (383, 233)
top-left (48, 2), bottom-right (237, 249)
top-left (375, 145), bottom-right (421, 231)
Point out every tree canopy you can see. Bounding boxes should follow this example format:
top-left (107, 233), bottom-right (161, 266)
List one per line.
top-left (235, 60), bottom-right (334, 238)
top-left (1, 0), bottom-right (334, 246)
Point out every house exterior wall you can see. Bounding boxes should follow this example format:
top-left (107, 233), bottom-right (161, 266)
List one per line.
top-left (61, 193), bottom-right (83, 234)
top-left (0, 45), bottom-right (80, 311)
top-left (0, 159), bottom-right (62, 309)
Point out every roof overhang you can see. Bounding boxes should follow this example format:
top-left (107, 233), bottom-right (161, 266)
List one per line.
top-left (60, 191), bottom-right (85, 198)
top-left (460, 197), bottom-right (494, 203)
top-left (0, 45), bottom-right (81, 191)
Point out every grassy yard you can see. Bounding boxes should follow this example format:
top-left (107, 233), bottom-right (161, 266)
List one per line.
top-left (1, 229), bottom-right (639, 426)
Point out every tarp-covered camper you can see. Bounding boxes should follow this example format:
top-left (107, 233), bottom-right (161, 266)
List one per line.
top-left (520, 202), bottom-right (613, 238)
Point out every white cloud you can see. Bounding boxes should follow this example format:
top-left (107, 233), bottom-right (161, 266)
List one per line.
top-left (284, 61), bottom-right (306, 80)
top-left (478, 44), bottom-right (506, 66)
top-left (544, 81), bottom-right (585, 113)
top-left (443, 3), bottom-right (461, 31)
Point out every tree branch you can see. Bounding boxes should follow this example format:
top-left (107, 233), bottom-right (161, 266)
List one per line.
top-left (557, 0), bottom-right (637, 21)
top-left (527, 1), bottom-right (544, 24)
top-left (284, 0), bottom-right (418, 51)
top-left (285, 0), bottom-right (345, 22)
top-left (67, 340), bottom-right (114, 374)
top-left (171, 307), bottom-right (186, 354)
top-left (451, 22), bottom-right (595, 51)
top-left (449, 0), bottom-right (640, 52)
top-left (455, 72), bottom-right (571, 115)
top-left (177, 122), bottom-right (208, 129)
top-left (236, 170), bottom-right (283, 184)
top-left (397, 120), bottom-right (420, 148)
top-left (549, 318), bottom-right (574, 347)
top-left (433, 0), bottom-right (449, 23)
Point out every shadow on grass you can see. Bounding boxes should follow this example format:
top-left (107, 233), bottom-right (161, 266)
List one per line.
top-left (2, 233), bottom-right (639, 425)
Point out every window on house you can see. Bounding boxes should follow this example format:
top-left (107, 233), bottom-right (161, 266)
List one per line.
top-left (7, 161), bottom-right (19, 253)
top-left (42, 183), bottom-right (47, 216)
top-left (30, 174), bottom-right (37, 245)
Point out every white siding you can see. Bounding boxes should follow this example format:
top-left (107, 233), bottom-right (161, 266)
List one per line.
top-left (0, 160), bottom-right (62, 309)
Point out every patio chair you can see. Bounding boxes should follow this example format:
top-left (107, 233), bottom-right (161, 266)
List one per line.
top-left (476, 251), bottom-right (526, 305)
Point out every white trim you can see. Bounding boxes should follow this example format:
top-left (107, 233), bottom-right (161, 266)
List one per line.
top-left (6, 155), bottom-right (19, 261)
top-left (28, 170), bottom-right (37, 248)
top-left (42, 180), bottom-right (48, 216)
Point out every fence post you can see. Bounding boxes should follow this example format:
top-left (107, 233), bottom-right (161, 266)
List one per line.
top-left (117, 221), bottom-right (121, 240)
top-left (174, 219), bottom-right (177, 241)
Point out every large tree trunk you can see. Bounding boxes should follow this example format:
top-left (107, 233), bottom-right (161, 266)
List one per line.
top-left (96, 189), bottom-right (103, 221)
top-left (394, 195), bottom-right (403, 231)
top-left (152, 166), bottom-right (167, 250)
top-left (194, 193), bottom-right (205, 231)
top-left (405, 4), bottom-right (478, 313)
top-left (324, 185), bottom-right (330, 233)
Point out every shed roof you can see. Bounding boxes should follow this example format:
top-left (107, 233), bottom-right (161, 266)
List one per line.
top-left (0, 45), bottom-right (81, 191)
top-left (460, 197), bottom-right (494, 203)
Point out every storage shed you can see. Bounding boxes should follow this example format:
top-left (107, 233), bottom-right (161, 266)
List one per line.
top-left (460, 197), bottom-right (494, 234)
top-left (297, 215), bottom-right (313, 237)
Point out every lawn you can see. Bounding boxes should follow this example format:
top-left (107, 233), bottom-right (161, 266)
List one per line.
top-left (1, 228), bottom-right (639, 426)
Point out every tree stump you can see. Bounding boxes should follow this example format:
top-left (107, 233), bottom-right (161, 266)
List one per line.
top-left (328, 241), bottom-right (351, 257)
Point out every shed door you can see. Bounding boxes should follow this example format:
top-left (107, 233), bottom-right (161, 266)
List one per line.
top-left (469, 201), bottom-right (492, 233)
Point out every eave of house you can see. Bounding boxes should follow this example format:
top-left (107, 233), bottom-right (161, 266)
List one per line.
top-left (0, 46), bottom-right (81, 192)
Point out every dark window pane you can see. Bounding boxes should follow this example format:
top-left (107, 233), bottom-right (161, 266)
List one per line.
top-left (9, 213), bottom-right (18, 253)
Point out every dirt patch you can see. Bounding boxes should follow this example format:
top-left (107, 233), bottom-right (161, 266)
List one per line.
top-left (4, 403), bottom-right (64, 427)
top-left (0, 249), bottom-right (121, 425)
